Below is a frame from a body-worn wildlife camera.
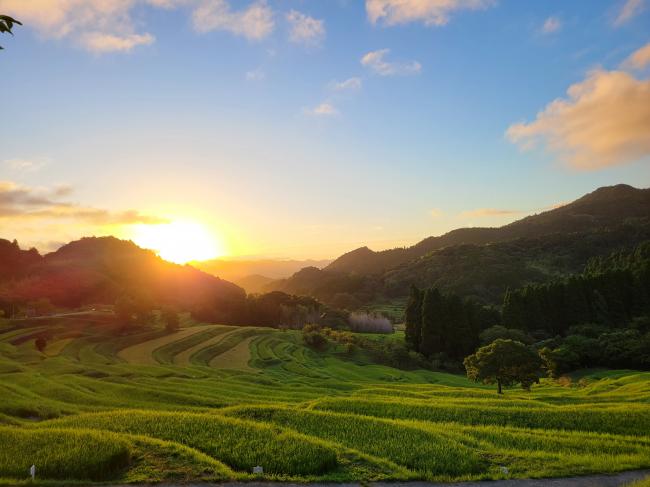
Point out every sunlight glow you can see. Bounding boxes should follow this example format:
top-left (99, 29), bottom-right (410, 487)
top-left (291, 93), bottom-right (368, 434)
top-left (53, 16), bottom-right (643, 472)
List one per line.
top-left (131, 220), bottom-right (224, 264)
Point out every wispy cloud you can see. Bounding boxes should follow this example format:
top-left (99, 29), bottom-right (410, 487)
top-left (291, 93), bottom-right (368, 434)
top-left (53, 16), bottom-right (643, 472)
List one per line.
top-left (330, 77), bottom-right (363, 91)
top-left (192, 0), bottom-right (274, 40)
top-left (430, 208), bottom-right (443, 218)
top-left (614, 0), bottom-right (645, 26)
top-left (3, 158), bottom-right (49, 172)
top-left (286, 10), bottom-right (325, 46)
top-left (0, 180), bottom-right (166, 225)
top-left (361, 49), bottom-right (421, 76)
top-left (304, 102), bottom-right (338, 117)
top-left (506, 53), bottom-right (650, 170)
top-left (366, 0), bottom-right (495, 27)
top-left (81, 32), bottom-right (154, 53)
top-left (245, 67), bottom-right (266, 81)
top-left (541, 16), bottom-right (561, 34)
top-left (460, 208), bottom-right (521, 218)
top-left (622, 42), bottom-right (650, 70)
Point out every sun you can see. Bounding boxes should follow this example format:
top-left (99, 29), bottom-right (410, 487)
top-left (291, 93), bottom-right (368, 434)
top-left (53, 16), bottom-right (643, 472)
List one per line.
top-left (131, 220), bottom-right (224, 264)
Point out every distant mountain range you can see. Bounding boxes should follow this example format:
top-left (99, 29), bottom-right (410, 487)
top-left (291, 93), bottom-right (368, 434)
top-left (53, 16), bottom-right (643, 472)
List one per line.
top-left (0, 236), bottom-right (244, 310)
top-left (265, 185), bottom-right (650, 306)
top-left (193, 258), bottom-right (331, 292)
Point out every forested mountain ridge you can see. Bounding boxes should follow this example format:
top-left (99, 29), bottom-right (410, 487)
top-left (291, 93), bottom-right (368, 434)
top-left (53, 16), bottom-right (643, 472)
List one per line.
top-left (326, 184), bottom-right (650, 276)
top-left (267, 185), bottom-right (650, 307)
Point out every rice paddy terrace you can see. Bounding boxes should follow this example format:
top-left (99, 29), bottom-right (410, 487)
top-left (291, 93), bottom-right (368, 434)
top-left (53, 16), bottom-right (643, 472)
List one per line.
top-left (1, 312), bottom-right (649, 485)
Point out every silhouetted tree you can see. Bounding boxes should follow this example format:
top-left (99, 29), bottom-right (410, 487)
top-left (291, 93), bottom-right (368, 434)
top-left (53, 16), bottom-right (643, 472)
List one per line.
top-left (35, 336), bottom-right (47, 353)
top-left (404, 285), bottom-right (423, 352)
top-left (162, 306), bottom-right (180, 332)
top-left (464, 339), bottom-right (543, 394)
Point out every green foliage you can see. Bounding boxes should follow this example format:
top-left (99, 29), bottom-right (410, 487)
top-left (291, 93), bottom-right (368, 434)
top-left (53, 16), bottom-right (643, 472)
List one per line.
top-left (161, 306), bottom-right (180, 332)
top-left (0, 15), bottom-right (21, 50)
top-left (464, 339), bottom-right (543, 393)
top-left (479, 325), bottom-right (533, 345)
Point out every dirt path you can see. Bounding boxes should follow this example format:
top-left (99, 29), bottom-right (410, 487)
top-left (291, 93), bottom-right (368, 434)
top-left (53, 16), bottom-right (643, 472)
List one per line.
top-left (103, 470), bottom-right (650, 487)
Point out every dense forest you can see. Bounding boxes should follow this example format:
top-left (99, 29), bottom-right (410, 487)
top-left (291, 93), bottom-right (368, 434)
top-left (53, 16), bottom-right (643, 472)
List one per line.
top-left (404, 241), bottom-right (650, 373)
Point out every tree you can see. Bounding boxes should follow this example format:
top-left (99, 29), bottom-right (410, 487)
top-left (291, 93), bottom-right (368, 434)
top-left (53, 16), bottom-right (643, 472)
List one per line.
top-left (464, 339), bottom-right (543, 394)
top-left (404, 285), bottom-right (423, 352)
top-left (479, 325), bottom-right (533, 345)
top-left (0, 15), bottom-right (21, 50)
top-left (162, 306), bottom-right (180, 332)
top-left (35, 336), bottom-right (47, 353)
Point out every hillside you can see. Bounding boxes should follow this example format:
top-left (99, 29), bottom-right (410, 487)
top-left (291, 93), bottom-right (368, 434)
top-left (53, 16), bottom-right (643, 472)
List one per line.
top-left (268, 185), bottom-right (650, 306)
top-left (326, 184), bottom-right (650, 275)
top-left (1, 315), bottom-right (649, 484)
top-left (0, 236), bottom-right (245, 310)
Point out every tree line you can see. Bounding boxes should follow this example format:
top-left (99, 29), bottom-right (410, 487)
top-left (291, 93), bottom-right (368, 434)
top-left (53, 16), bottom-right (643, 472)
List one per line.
top-left (404, 241), bottom-right (650, 380)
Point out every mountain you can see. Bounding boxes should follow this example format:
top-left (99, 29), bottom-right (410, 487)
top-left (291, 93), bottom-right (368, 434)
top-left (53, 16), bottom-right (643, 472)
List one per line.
top-left (268, 185), bottom-right (650, 307)
top-left (0, 236), bottom-right (245, 309)
top-left (232, 274), bottom-right (276, 293)
top-left (326, 184), bottom-right (650, 275)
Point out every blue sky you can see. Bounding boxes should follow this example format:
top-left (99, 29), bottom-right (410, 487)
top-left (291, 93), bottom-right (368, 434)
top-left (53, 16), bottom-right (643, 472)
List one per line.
top-left (1, 0), bottom-right (649, 259)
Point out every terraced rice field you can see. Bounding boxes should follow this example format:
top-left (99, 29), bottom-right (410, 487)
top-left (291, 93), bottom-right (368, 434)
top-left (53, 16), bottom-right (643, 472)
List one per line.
top-left (0, 313), bottom-right (649, 485)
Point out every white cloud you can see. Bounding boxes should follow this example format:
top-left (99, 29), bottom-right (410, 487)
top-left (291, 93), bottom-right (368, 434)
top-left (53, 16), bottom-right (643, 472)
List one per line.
top-left (430, 208), bottom-right (443, 218)
top-left (330, 77), bottom-right (362, 91)
top-left (245, 67), bottom-right (266, 81)
top-left (361, 49), bottom-right (421, 76)
top-left (81, 32), bottom-right (154, 52)
top-left (366, 0), bottom-right (495, 27)
top-left (0, 0), bottom-right (275, 51)
top-left (541, 16), bottom-right (561, 34)
top-left (614, 0), bottom-right (645, 26)
top-left (3, 158), bottom-right (48, 172)
top-left (623, 42), bottom-right (650, 70)
top-left (286, 10), bottom-right (325, 46)
top-left (192, 0), bottom-right (274, 40)
top-left (305, 102), bottom-right (338, 117)
top-left (0, 0), bottom-right (155, 53)
top-left (506, 65), bottom-right (650, 170)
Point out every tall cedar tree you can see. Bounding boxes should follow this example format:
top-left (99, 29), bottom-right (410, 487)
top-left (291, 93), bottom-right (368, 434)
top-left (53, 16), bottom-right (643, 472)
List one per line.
top-left (404, 285), bottom-right (423, 352)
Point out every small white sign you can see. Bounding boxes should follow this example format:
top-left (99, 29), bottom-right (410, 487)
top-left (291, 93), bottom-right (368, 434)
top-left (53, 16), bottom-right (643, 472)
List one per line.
top-left (253, 465), bottom-right (263, 474)
top-left (30, 465), bottom-right (36, 480)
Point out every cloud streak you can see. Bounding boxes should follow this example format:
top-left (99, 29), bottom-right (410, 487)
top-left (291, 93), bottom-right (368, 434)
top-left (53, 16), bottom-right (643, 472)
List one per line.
top-left (541, 16), bottom-right (561, 34)
top-left (460, 208), bottom-right (521, 218)
top-left (0, 180), bottom-right (166, 225)
top-left (366, 0), bottom-right (495, 26)
top-left (614, 0), bottom-right (645, 26)
top-left (361, 49), bottom-right (421, 76)
top-left (192, 0), bottom-right (274, 40)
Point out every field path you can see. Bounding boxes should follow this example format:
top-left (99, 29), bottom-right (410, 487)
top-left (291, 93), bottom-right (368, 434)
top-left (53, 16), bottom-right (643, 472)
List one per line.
top-left (209, 335), bottom-right (256, 369)
top-left (44, 338), bottom-right (74, 356)
top-left (173, 327), bottom-right (238, 366)
top-left (117, 326), bottom-right (214, 365)
top-left (102, 469), bottom-right (650, 487)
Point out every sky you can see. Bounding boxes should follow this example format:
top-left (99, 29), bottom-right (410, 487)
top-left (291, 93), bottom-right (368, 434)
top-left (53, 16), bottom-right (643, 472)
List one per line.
top-left (1, 0), bottom-right (649, 262)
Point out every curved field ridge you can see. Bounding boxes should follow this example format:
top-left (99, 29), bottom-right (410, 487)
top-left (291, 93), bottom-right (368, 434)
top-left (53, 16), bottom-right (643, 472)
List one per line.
top-left (311, 397), bottom-right (650, 437)
top-left (41, 410), bottom-right (338, 475)
top-left (209, 335), bottom-right (257, 369)
top-left (117, 325), bottom-right (214, 365)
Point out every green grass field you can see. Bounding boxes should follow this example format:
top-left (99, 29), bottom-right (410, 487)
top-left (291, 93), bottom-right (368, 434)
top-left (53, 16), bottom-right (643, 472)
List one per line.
top-left (1, 313), bottom-right (649, 484)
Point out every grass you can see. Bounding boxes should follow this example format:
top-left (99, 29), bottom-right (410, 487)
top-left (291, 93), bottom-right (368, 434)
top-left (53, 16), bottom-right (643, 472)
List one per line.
top-left (0, 314), bottom-right (649, 484)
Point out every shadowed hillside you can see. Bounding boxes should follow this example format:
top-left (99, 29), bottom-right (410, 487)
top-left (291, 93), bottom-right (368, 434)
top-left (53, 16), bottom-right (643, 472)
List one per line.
top-left (0, 236), bottom-right (245, 310)
top-left (326, 185), bottom-right (650, 275)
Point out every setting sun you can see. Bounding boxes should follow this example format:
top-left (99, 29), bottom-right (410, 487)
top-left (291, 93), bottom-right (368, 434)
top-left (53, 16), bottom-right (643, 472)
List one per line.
top-left (131, 220), bottom-right (224, 264)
